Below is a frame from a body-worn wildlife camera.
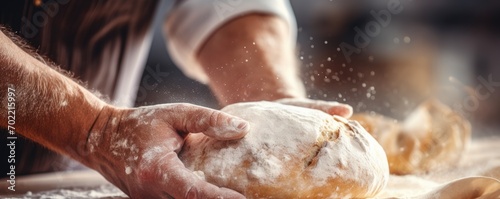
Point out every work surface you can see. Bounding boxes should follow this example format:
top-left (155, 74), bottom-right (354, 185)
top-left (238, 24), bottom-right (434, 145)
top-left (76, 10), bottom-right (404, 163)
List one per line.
top-left (1, 137), bottom-right (499, 198)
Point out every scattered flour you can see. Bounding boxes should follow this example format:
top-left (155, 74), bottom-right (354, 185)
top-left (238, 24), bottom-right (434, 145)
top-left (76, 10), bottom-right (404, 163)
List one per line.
top-left (140, 146), bottom-right (166, 169)
top-left (125, 167), bottom-right (132, 175)
top-left (87, 130), bottom-right (100, 153)
top-left (14, 184), bottom-right (127, 199)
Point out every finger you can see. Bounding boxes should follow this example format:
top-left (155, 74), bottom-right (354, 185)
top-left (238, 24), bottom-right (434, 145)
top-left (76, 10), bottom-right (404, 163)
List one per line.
top-left (327, 105), bottom-right (353, 118)
top-left (161, 152), bottom-right (246, 199)
top-left (165, 103), bottom-right (250, 140)
top-left (276, 98), bottom-right (353, 118)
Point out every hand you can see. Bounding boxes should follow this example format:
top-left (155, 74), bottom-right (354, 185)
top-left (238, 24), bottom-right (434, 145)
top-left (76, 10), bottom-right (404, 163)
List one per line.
top-left (197, 14), bottom-right (354, 118)
top-left (275, 98), bottom-right (353, 118)
top-left (86, 103), bottom-right (250, 199)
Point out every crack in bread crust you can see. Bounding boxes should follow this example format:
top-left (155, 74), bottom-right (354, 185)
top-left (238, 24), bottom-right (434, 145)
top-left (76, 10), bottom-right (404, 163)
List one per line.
top-left (305, 118), bottom-right (340, 168)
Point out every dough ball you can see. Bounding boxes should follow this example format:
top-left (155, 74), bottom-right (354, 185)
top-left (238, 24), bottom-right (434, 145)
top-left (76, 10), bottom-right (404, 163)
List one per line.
top-left (180, 102), bottom-right (389, 198)
top-left (351, 99), bottom-right (471, 174)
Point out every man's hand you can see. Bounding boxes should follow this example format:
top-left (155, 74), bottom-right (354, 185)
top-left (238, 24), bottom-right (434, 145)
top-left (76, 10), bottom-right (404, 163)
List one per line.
top-left (86, 104), bottom-right (249, 199)
top-left (0, 29), bottom-right (247, 198)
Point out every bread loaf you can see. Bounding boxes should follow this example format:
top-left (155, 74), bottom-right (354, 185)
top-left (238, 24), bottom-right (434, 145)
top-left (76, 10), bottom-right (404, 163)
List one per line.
top-left (180, 102), bottom-right (389, 198)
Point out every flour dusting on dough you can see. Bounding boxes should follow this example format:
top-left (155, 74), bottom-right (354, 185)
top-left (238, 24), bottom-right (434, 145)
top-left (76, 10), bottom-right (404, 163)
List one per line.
top-left (180, 101), bottom-right (389, 198)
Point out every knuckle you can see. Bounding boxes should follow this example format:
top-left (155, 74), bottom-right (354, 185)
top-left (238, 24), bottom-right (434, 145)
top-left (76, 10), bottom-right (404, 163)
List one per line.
top-left (185, 184), bottom-right (199, 199)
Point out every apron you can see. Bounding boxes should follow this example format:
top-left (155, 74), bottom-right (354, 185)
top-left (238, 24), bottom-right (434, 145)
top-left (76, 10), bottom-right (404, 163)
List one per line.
top-left (0, 0), bottom-right (174, 175)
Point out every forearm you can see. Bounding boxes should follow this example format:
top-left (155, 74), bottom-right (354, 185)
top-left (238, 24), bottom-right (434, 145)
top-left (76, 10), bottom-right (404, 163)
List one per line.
top-left (0, 29), bottom-right (106, 164)
top-left (198, 14), bottom-right (305, 105)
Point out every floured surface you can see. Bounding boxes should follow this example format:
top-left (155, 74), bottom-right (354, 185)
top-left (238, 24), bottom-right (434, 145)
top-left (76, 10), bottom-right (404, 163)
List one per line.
top-left (0, 180), bottom-right (127, 199)
top-left (8, 184), bottom-right (126, 199)
top-left (380, 136), bottom-right (500, 198)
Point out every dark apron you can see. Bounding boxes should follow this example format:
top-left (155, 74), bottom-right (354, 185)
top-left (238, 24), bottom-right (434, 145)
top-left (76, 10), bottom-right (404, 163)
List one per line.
top-left (0, 0), bottom-right (170, 175)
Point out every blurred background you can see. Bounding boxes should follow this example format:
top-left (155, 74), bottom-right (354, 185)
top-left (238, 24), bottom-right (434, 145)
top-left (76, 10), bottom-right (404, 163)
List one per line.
top-left (141, 0), bottom-right (500, 136)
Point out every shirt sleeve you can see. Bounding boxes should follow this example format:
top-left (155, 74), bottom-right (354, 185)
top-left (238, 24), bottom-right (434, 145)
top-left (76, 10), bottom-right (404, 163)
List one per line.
top-left (164, 0), bottom-right (297, 83)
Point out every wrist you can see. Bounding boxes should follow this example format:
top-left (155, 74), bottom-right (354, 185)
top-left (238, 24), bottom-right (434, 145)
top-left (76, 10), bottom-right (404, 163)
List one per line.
top-left (77, 104), bottom-right (122, 167)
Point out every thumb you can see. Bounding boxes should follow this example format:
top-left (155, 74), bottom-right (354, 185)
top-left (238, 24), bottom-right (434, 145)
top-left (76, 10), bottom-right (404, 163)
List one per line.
top-left (166, 104), bottom-right (250, 140)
